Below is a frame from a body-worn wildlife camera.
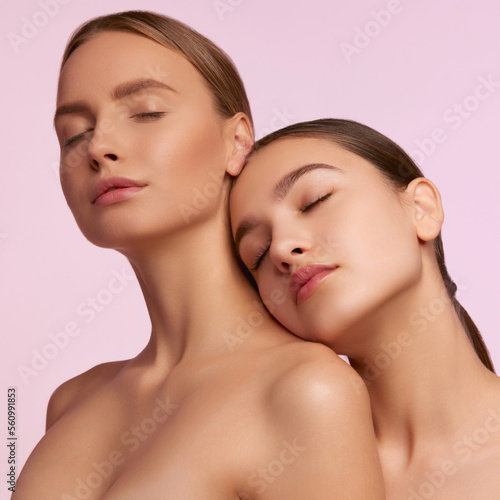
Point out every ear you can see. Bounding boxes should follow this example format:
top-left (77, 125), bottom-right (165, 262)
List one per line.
top-left (224, 113), bottom-right (254, 176)
top-left (405, 177), bottom-right (444, 241)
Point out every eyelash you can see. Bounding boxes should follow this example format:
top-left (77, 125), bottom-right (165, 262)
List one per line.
top-left (64, 112), bottom-right (167, 149)
top-left (301, 192), bottom-right (332, 212)
top-left (133, 111), bottom-right (166, 120)
top-left (249, 192), bottom-right (333, 272)
top-left (64, 130), bottom-right (92, 149)
top-left (251, 244), bottom-right (270, 271)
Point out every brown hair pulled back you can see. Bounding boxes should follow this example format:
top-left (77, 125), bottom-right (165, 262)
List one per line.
top-left (60, 10), bottom-right (253, 127)
top-left (252, 118), bottom-right (494, 372)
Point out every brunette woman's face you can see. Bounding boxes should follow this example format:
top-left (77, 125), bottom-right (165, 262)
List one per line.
top-left (230, 138), bottom-right (423, 353)
top-left (55, 32), bottom-right (231, 249)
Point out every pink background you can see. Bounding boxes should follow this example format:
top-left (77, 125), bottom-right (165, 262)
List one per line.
top-left (2, 0), bottom-right (499, 477)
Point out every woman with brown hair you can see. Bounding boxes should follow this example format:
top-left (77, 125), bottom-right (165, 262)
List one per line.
top-left (13, 13), bottom-right (385, 499)
top-left (230, 118), bottom-right (500, 498)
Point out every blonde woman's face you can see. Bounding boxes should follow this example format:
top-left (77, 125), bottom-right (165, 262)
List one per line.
top-left (55, 32), bottom-right (229, 249)
top-left (230, 138), bottom-right (423, 354)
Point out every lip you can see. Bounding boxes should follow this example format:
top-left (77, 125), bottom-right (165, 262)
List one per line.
top-left (91, 176), bottom-right (147, 207)
top-left (290, 264), bottom-right (338, 305)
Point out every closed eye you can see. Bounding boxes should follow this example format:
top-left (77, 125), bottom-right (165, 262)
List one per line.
top-left (251, 243), bottom-right (270, 271)
top-left (64, 129), bottom-right (93, 149)
top-left (250, 193), bottom-right (332, 271)
top-left (63, 112), bottom-right (166, 148)
top-left (301, 192), bottom-right (333, 213)
top-left (132, 112), bottom-right (166, 120)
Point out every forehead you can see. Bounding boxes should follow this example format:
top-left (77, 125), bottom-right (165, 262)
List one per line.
top-left (233, 137), bottom-right (376, 197)
top-left (57, 31), bottom-right (204, 104)
top-left (230, 136), bottom-right (396, 227)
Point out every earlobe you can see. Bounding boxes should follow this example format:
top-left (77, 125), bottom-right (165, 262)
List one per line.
top-left (406, 177), bottom-right (444, 241)
top-left (225, 113), bottom-right (254, 176)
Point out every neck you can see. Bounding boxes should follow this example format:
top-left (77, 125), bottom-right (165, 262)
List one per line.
top-left (119, 209), bottom-right (268, 369)
top-left (349, 284), bottom-right (497, 459)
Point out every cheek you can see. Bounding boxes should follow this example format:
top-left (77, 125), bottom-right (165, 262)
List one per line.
top-left (338, 191), bottom-right (413, 256)
top-left (142, 118), bottom-right (226, 199)
top-left (369, 204), bottom-right (418, 268)
top-left (59, 168), bottom-right (86, 214)
top-left (258, 273), bottom-right (306, 336)
top-left (341, 197), bottom-right (421, 303)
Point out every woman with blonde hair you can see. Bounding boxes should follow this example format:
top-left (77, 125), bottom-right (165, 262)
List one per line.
top-left (13, 13), bottom-right (385, 499)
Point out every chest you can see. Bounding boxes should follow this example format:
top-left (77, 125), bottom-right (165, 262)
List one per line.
top-left (18, 387), bottom-right (254, 499)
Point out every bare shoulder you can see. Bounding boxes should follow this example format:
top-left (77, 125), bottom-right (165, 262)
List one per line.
top-left (242, 342), bottom-right (385, 497)
top-left (268, 341), bottom-right (369, 414)
top-left (262, 341), bottom-right (375, 442)
top-left (46, 360), bottom-right (128, 431)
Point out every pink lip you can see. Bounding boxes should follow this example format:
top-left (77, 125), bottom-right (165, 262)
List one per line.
top-left (290, 264), bottom-right (337, 305)
top-left (91, 176), bottom-right (147, 207)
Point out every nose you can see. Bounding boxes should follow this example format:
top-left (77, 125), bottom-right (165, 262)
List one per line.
top-left (89, 152), bottom-right (118, 171)
top-left (269, 233), bottom-right (312, 274)
top-left (87, 122), bottom-right (123, 171)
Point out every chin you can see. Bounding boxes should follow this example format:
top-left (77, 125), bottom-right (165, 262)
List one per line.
top-left (295, 295), bottom-right (384, 351)
top-left (80, 231), bottom-right (128, 250)
top-left (77, 223), bottom-right (145, 250)
top-left (75, 211), bottom-right (178, 248)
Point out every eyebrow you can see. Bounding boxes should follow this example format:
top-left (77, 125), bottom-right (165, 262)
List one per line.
top-left (234, 163), bottom-right (342, 253)
top-left (273, 163), bottom-right (342, 201)
top-left (112, 78), bottom-right (176, 101)
top-left (53, 78), bottom-right (176, 126)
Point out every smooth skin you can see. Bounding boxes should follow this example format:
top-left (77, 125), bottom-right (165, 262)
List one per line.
top-left (13, 34), bottom-right (385, 499)
top-left (230, 137), bottom-right (500, 499)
